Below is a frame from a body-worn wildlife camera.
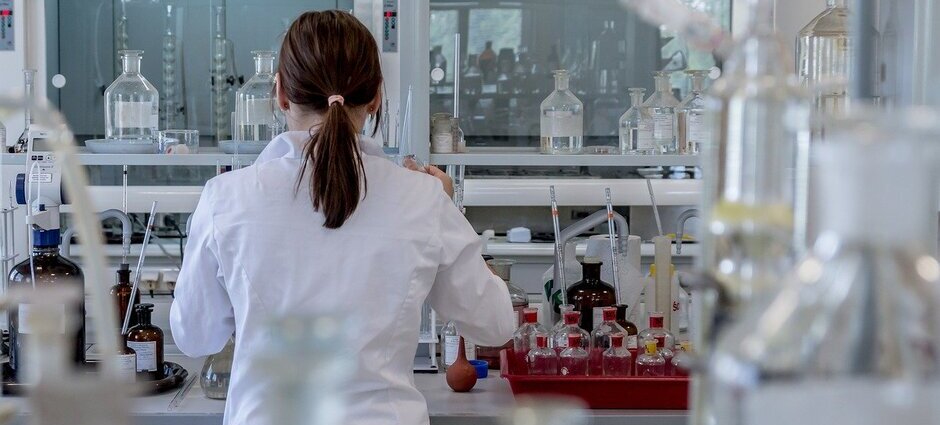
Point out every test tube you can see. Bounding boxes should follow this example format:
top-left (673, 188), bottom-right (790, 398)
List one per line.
top-left (550, 186), bottom-right (567, 305)
top-left (605, 188), bottom-right (622, 305)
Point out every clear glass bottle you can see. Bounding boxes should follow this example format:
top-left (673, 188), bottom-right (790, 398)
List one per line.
top-left (643, 71), bottom-right (680, 154)
top-left (602, 333), bottom-right (633, 376)
top-left (201, 337), bottom-right (235, 399)
top-left (441, 321), bottom-right (476, 371)
top-left (589, 307), bottom-right (626, 375)
top-left (558, 334), bottom-right (589, 376)
top-left (551, 304), bottom-right (575, 333)
top-left (656, 336), bottom-right (675, 376)
top-left (637, 312), bottom-right (675, 352)
top-left (540, 70), bottom-right (583, 155)
top-left (549, 311), bottom-right (590, 354)
top-left (797, 0), bottom-right (850, 116)
top-left (677, 70), bottom-right (710, 155)
top-left (619, 88), bottom-right (655, 155)
top-left (126, 303), bottom-right (165, 380)
top-left (512, 308), bottom-right (548, 375)
top-left (105, 50), bottom-right (159, 142)
top-left (636, 339), bottom-right (665, 377)
top-left (566, 257), bottom-right (616, 332)
top-left (235, 51), bottom-right (278, 142)
top-left (672, 341), bottom-right (692, 377)
top-left (109, 263), bottom-right (139, 330)
top-left (527, 334), bottom-right (559, 376)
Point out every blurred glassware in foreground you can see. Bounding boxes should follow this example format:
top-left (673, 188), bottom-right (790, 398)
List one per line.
top-left (201, 337), bottom-right (235, 399)
top-left (677, 70), bottom-right (710, 155)
top-left (797, 0), bottom-right (851, 117)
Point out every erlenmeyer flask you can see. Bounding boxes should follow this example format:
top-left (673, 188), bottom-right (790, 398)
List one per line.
top-left (200, 337), bottom-right (235, 399)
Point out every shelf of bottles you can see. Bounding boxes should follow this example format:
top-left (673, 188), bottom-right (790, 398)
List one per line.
top-left (430, 150), bottom-right (698, 167)
top-left (0, 150), bottom-right (258, 167)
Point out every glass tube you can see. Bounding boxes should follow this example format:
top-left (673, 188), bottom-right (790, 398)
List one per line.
top-left (797, 0), bottom-right (850, 117)
top-left (161, 3), bottom-right (185, 130)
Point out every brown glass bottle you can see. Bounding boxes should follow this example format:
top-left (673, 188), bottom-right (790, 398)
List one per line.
top-left (126, 303), bottom-right (164, 380)
top-left (565, 257), bottom-right (616, 332)
top-left (8, 232), bottom-right (85, 383)
top-left (110, 263), bottom-right (140, 330)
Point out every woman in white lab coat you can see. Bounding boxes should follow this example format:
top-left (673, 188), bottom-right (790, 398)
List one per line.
top-left (169, 10), bottom-right (516, 425)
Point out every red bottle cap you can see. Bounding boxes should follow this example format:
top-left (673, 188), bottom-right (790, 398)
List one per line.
top-left (563, 311), bottom-right (580, 325)
top-left (602, 307), bottom-right (617, 322)
top-left (649, 312), bottom-right (665, 328)
top-left (655, 335), bottom-right (666, 348)
top-left (567, 333), bottom-right (582, 347)
top-left (523, 308), bottom-right (538, 323)
top-left (610, 333), bottom-right (624, 347)
top-left (536, 334), bottom-right (548, 348)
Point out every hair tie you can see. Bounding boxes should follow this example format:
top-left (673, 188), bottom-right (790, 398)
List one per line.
top-left (328, 95), bottom-right (345, 106)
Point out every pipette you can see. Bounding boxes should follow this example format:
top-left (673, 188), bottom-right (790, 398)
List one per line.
top-left (646, 178), bottom-right (663, 236)
top-left (549, 186), bottom-right (567, 305)
top-left (168, 374), bottom-right (197, 411)
top-left (604, 188), bottom-right (622, 305)
top-left (122, 201), bottom-right (158, 335)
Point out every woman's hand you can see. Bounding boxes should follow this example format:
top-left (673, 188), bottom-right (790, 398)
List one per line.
top-left (403, 157), bottom-right (454, 199)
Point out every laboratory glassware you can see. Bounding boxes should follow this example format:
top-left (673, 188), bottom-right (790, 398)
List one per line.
top-left (201, 337), bottom-right (234, 399)
top-left (109, 263), bottom-right (139, 331)
top-left (118, 341), bottom-right (137, 383)
top-left (159, 129), bottom-right (199, 154)
top-left (602, 333), bottom-right (633, 376)
top-left (589, 307), bottom-right (626, 375)
top-left (540, 70), bottom-right (583, 154)
top-left (620, 87), bottom-right (656, 155)
top-left (105, 50), bottom-right (159, 142)
top-left (212, 5), bottom-right (238, 142)
top-left (477, 258), bottom-right (527, 369)
top-left (8, 234), bottom-right (85, 382)
top-left (441, 321), bottom-right (476, 371)
top-left (527, 334), bottom-right (559, 375)
top-left (161, 3), bottom-right (185, 130)
top-left (551, 304), bottom-right (576, 333)
top-left (234, 51), bottom-right (278, 142)
top-left (797, 0), bottom-right (850, 116)
top-left (706, 112), bottom-right (940, 425)
top-left (566, 257), bottom-right (616, 332)
top-left (446, 337), bottom-right (478, 392)
top-left (643, 71), bottom-right (680, 154)
top-left (677, 70), bottom-right (710, 154)
top-left (430, 112), bottom-right (455, 153)
top-left (126, 303), bottom-right (165, 380)
top-left (558, 334), bottom-right (589, 376)
top-left (513, 309), bottom-right (548, 374)
top-left (635, 339), bottom-right (665, 376)
top-left (672, 341), bottom-right (692, 376)
top-left (549, 311), bottom-right (590, 354)
top-left (656, 336), bottom-right (675, 375)
top-left (12, 69), bottom-right (36, 152)
top-left (615, 306), bottom-right (638, 347)
top-left (637, 312), bottom-right (675, 352)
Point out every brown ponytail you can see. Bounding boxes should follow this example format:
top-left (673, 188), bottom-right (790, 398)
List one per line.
top-left (278, 11), bottom-right (383, 229)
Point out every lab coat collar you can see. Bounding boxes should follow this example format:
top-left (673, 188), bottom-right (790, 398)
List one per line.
top-left (255, 131), bottom-right (387, 164)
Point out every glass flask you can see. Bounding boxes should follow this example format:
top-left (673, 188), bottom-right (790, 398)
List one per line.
top-left (797, 0), bottom-right (850, 116)
top-left (706, 111), bottom-right (940, 425)
top-left (589, 307), bottom-right (626, 375)
top-left (234, 51), bottom-right (278, 142)
top-left (558, 334), bottom-right (589, 376)
top-left (527, 334), bottom-right (559, 375)
top-left (677, 70), bottom-right (710, 155)
top-left (126, 303), bottom-right (165, 380)
top-left (201, 337), bottom-right (235, 399)
top-left (642, 71), bottom-right (680, 154)
top-left (602, 333), bottom-right (633, 376)
top-left (109, 263), bottom-right (140, 330)
top-left (477, 258), bottom-right (527, 369)
top-left (637, 312), bottom-right (675, 352)
top-left (540, 70), bottom-right (583, 154)
top-left (105, 50), bottom-right (159, 142)
top-left (549, 311), bottom-right (590, 354)
top-left (512, 309), bottom-right (548, 374)
top-left (566, 257), bottom-right (616, 332)
top-left (636, 339), bottom-right (665, 377)
top-left (618, 88), bottom-right (655, 155)
top-left (441, 321), bottom-right (476, 371)
top-left (8, 233), bottom-right (85, 382)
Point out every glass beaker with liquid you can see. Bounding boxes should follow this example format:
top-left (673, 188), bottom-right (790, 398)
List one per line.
top-left (540, 70), bottom-right (583, 154)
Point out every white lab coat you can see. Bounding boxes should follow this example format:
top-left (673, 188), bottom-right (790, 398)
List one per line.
top-left (170, 131), bottom-right (516, 425)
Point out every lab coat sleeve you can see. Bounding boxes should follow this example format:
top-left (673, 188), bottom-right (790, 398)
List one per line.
top-left (426, 191), bottom-right (516, 347)
top-left (169, 181), bottom-right (235, 357)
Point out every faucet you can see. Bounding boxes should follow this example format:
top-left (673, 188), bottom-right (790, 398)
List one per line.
top-left (61, 209), bottom-right (133, 261)
top-left (675, 208), bottom-right (699, 255)
top-left (552, 209), bottom-right (629, 304)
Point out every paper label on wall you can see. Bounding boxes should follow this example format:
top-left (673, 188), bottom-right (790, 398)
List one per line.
top-left (686, 114), bottom-right (711, 151)
top-left (127, 341), bottom-right (158, 371)
top-left (17, 304), bottom-right (66, 334)
top-left (541, 110), bottom-right (583, 138)
top-left (652, 113), bottom-right (675, 140)
top-left (115, 101), bottom-right (158, 129)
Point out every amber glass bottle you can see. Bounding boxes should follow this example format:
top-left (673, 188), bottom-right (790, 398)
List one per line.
top-left (126, 303), bottom-right (164, 380)
top-left (110, 263), bottom-right (140, 330)
top-left (566, 257), bottom-right (616, 332)
top-left (7, 230), bottom-right (85, 382)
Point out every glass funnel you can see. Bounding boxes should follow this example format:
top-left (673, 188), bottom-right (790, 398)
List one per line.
top-left (677, 70), bottom-right (710, 155)
top-left (201, 337), bottom-right (234, 399)
top-left (105, 50), bottom-right (159, 142)
top-left (234, 51), bottom-right (278, 142)
top-left (643, 71), bottom-right (680, 154)
top-left (706, 110), bottom-right (940, 425)
top-left (618, 88), bottom-right (655, 155)
top-left (540, 70), bottom-right (583, 155)
top-left (797, 0), bottom-right (850, 117)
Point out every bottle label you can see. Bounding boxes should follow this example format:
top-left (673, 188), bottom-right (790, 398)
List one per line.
top-left (17, 304), bottom-right (66, 334)
top-left (652, 113), bottom-right (675, 140)
top-left (626, 335), bottom-right (638, 350)
top-left (127, 341), bottom-right (158, 372)
top-left (431, 133), bottom-right (454, 153)
top-left (541, 110), bottom-right (583, 138)
top-left (637, 121), bottom-right (655, 149)
top-left (115, 101), bottom-right (158, 129)
top-left (465, 341), bottom-right (477, 361)
top-left (118, 353), bottom-right (137, 383)
top-left (686, 114), bottom-right (710, 152)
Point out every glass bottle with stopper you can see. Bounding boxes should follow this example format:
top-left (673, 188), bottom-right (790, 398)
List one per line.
top-left (619, 88), bottom-right (655, 155)
top-left (550, 310), bottom-right (590, 354)
top-left (636, 339), bottom-right (666, 376)
top-left (126, 303), bottom-right (165, 380)
top-left (558, 334), bottom-right (589, 376)
top-left (566, 257), bottom-right (616, 332)
top-left (602, 333), bottom-right (633, 376)
top-left (105, 50), bottom-right (159, 142)
top-left (513, 309), bottom-right (548, 374)
top-left (677, 70), bottom-right (710, 155)
top-left (234, 51), bottom-right (279, 142)
top-left (540, 70), bottom-right (583, 155)
top-left (441, 321), bottom-right (476, 371)
top-left (590, 307), bottom-right (626, 375)
top-left (110, 263), bottom-right (140, 330)
top-left (643, 71), bottom-right (680, 154)
top-left (527, 334), bottom-right (559, 375)
top-left (638, 312), bottom-right (675, 351)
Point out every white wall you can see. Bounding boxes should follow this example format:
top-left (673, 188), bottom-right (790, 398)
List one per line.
top-left (0, 0), bottom-right (46, 148)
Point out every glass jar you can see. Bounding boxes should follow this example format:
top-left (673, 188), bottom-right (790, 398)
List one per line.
top-left (234, 51), bottom-right (278, 142)
top-left (201, 337), bottom-right (235, 399)
top-left (643, 71), bottom-right (680, 154)
top-left (797, 0), bottom-right (850, 116)
top-left (565, 257), bottom-right (616, 332)
top-left (677, 70), bottom-right (710, 155)
top-left (105, 50), bottom-right (159, 142)
top-left (619, 88), bottom-right (655, 155)
top-left (539, 70), bottom-right (583, 155)
top-left (431, 112), bottom-right (455, 153)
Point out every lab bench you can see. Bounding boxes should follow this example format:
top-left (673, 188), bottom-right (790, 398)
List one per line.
top-left (1, 354), bottom-right (687, 425)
